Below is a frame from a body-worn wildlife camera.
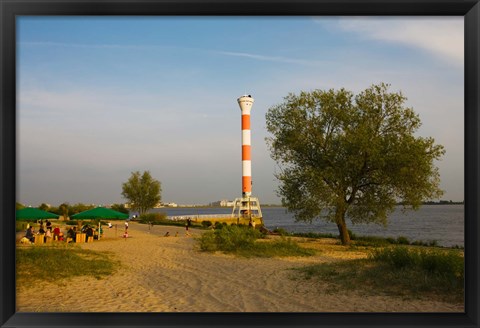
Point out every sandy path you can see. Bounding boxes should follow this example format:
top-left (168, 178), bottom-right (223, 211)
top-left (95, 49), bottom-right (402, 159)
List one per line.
top-left (16, 222), bottom-right (463, 312)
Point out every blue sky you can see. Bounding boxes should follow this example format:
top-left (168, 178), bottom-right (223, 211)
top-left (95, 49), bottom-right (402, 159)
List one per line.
top-left (17, 16), bottom-right (464, 206)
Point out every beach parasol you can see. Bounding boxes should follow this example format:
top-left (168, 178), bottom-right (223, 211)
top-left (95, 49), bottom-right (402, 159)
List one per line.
top-left (16, 207), bottom-right (60, 220)
top-left (71, 207), bottom-right (129, 220)
top-left (71, 207), bottom-right (129, 241)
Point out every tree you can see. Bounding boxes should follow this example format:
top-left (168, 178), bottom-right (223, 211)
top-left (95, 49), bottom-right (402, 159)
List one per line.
top-left (121, 171), bottom-right (161, 215)
top-left (58, 203), bottom-right (70, 220)
top-left (110, 203), bottom-right (129, 214)
top-left (38, 203), bottom-right (50, 211)
top-left (265, 83), bottom-right (445, 245)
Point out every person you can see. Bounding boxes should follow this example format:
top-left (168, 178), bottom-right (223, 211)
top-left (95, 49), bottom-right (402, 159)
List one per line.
top-left (46, 219), bottom-right (52, 231)
top-left (25, 226), bottom-right (35, 243)
top-left (108, 222), bottom-right (113, 228)
top-left (124, 221), bottom-right (129, 232)
top-left (38, 226), bottom-right (45, 234)
top-left (86, 226), bottom-right (94, 241)
top-left (164, 231), bottom-right (170, 237)
top-left (185, 218), bottom-right (191, 236)
top-left (45, 229), bottom-right (52, 242)
top-left (67, 227), bottom-right (76, 242)
top-left (53, 226), bottom-right (61, 240)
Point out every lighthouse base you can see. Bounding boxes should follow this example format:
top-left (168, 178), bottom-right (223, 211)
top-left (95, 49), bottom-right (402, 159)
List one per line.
top-left (231, 196), bottom-right (263, 225)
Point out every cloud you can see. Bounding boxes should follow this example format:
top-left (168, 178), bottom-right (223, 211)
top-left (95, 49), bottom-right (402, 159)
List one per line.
top-left (325, 17), bottom-right (463, 67)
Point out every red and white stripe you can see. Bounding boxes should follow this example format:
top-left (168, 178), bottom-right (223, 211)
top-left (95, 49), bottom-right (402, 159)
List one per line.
top-left (237, 95), bottom-right (254, 197)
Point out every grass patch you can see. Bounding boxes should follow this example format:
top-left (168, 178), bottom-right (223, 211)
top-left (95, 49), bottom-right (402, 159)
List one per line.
top-left (16, 245), bottom-right (119, 284)
top-left (294, 246), bottom-right (464, 303)
top-left (197, 225), bottom-right (315, 258)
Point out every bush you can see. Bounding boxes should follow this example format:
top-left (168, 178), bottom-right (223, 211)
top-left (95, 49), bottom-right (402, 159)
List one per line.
top-left (198, 225), bottom-right (315, 258)
top-left (139, 213), bottom-right (167, 223)
top-left (348, 229), bottom-right (356, 240)
top-left (272, 227), bottom-right (289, 236)
top-left (370, 247), bottom-right (464, 280)
top-left (370, 246), bottom-right (418, 269)
top-left (296, 246), bottom-right (464, 302)
top-left (396, 236), bottom-right (410, 245)
top-left (201, 221), bottom-right (213, 228)
top-left (291, 232), bottom-right (337, 239)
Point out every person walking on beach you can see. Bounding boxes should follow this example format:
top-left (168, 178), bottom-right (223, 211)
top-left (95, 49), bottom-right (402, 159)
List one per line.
top-left (185, 218), bottom-right (191, 236)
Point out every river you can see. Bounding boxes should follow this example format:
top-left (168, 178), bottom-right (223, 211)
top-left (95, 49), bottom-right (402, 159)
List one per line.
top-left (148, 204), bottom-right (464, 247)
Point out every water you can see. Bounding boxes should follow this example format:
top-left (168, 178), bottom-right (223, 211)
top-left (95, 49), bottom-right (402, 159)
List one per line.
top-left (148, 205), bottom-right (464, 247)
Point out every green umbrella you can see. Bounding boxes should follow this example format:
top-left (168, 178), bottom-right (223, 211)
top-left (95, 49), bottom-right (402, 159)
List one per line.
top-left (71, 207), bottom-right (129, 220)
top-left (16, 207), bottom-right (59, 220)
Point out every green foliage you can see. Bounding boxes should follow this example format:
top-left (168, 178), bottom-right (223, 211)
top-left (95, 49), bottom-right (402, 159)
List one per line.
top-left (396, 236), bottom-right (410, 245)
top-left (291, 232), bottom-right (338, 239)
top-left (369, 247), bottom-right (464, 277)
top-left (122, 171), bottom-right (161, 215)
top-left (201, 220), bottom-right (213, 228)
top-left (265, 83), bottom-right (445, 245)
top-left (38, 203), bottom-right (50, 211)
top-left (16, 245), bottom-right (119, 283)
top-left (295, 246), bottom-right (464, 302)
top-left (139, 212), bottom-right (167, 224)
top-left (110, 203), bottom-right (129, 214)
top-left (198, 225), bottom-right (315, 258)
top-left (272, 227), bottom-right (289, 236)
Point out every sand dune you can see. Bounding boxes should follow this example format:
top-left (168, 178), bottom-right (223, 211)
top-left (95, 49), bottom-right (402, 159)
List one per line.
top-left (16, 222), bottom-right (463, 312)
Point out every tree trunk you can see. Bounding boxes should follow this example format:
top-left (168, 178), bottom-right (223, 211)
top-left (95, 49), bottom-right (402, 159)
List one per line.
top-left (335, 205), bottom-right (351, 245)
top-left (337, 221), bottom-right (351, 245)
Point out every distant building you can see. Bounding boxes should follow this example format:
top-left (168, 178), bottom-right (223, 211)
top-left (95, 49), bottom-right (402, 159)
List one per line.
top-left (217, 200), bottom-right (234, 207)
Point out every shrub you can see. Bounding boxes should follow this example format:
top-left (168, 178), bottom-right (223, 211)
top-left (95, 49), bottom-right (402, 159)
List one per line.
top-left (348, 229), bottom-right (356, 240)
top-left (201, 221), bottom-right (213, 228)
top-left (291, 232), bottom-right (337, 239)
top-left (198, 225), bottom-right (315, 258)
top-left (296, 246), bottom-right (464, 302)
top-left (370, 247), bottom-right (464, 281)
top-left (396, 236), bottom-right (410, 245)
top-left (272, 227), bottom-right (289, 236)
top-left (370, 246), bottom-right (418, 269)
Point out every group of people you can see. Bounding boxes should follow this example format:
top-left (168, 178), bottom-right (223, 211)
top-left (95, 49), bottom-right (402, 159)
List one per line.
top-left (23, 219), bottom-right (100, 244)
top-left (24, 219), bottom-right (65, 243)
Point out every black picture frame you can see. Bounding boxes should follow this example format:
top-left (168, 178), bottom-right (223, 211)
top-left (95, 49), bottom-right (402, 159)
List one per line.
top-left (1, 0), bottom-right (478, 327)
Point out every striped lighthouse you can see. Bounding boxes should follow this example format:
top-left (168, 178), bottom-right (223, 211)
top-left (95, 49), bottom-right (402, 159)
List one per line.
top-left (232, 94), bottom-right (262, 224)
top-left (238, 95), bottom-right (254, 197)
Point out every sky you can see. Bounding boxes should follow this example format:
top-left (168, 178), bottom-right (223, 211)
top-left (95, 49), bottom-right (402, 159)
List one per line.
top-left (17, 16), bottom-right (464, 206)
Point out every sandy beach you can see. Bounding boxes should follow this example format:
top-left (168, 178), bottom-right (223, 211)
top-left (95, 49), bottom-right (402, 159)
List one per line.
top-left (16, 222), bottom-right (464, 313)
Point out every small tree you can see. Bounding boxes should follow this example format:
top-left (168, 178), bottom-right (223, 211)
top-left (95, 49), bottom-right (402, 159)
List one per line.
top-left (38, 203), bottom-right (50, 211)
top-left (121, 171), bottom-right (161, 215)
top-left (265, 83), bottom-right (445, 245)
top-left (58, 203), bottom-right (70, 220)
top-left (110, 203), bottom-right (129, 214)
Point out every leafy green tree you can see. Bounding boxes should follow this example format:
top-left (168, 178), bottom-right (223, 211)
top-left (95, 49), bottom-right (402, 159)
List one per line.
top-left (265, 83), bottom-right (445, 245)
top-left (121, 171), bottom-right (161, 215)
top-left (58, 202), bottom-right (70, 220)
top-left (38, 203), bottom-right (50, 211)
top-left (110, 203), bottom-right (129, 214)
top-left (69, 203), bottom-right (94, 216)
